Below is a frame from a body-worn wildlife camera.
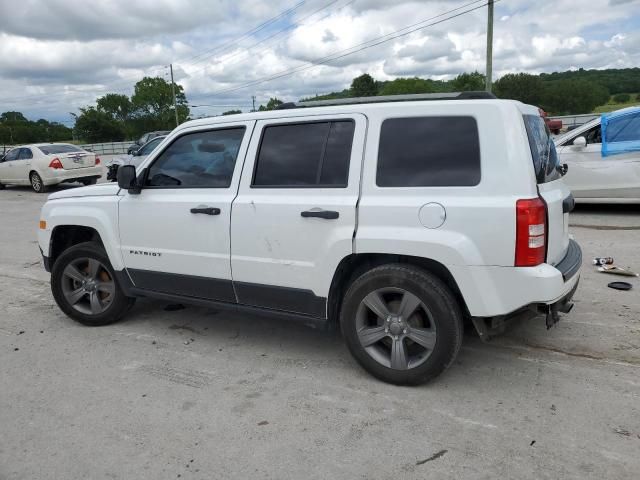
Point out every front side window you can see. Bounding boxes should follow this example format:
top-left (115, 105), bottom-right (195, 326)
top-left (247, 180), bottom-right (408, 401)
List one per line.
top-left (3, 149), bottom-right (19, 161)
top-left (377, 116), bottom-right (481, 187)
top-left (252, 120), bottom-right (354, 187)
top-left (146, 128), bottom-right (245, 188)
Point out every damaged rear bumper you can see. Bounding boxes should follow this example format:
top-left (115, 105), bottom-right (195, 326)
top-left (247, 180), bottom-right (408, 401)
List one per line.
top-left (471, 277), bottom-right (579, 340)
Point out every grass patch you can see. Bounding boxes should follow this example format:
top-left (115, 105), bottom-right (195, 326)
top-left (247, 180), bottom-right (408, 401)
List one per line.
top-left (593, 93), bottom-right (639, 113)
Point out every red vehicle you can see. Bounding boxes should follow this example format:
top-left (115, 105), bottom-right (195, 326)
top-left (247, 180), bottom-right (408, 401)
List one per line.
top-left (539, 108), bottom-right (562, 134)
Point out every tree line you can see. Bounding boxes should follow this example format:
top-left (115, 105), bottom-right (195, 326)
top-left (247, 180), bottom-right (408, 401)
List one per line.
top-left (0, 112), bottom-right (72, 146)
top-left (302, 68), bottom-right (631, 115)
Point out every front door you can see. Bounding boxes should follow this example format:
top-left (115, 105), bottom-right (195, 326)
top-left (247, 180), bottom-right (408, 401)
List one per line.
top-left (0, 148), bottom-right (20, 182)
top-left (231, 114), bottom-right (366, 317)
top-left (118, 121), bottom-right (254, 302)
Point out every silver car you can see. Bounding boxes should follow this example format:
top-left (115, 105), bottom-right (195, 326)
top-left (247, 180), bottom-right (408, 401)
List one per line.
top-left (107, 136), bottom-right (166, 181)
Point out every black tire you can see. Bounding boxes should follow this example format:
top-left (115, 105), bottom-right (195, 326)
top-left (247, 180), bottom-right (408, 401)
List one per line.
top-left (51, 242), bottom-right (135, 326)
top-left (82, 178), bottom-right (98, 186)
top-left (30, 172), bottom-right (48, 193)
top-left (0, 183), bottom-right (5, 190)
top-left (340, 264), bottom-right (463, 385)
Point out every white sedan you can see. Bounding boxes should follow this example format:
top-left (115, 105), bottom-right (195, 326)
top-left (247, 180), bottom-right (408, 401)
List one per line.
top-left (554, 107), bottom-right (640, 203)
top-left (0, 143), bottom-right (103, 193)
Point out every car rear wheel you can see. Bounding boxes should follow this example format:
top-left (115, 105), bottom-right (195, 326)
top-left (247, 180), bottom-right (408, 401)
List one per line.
top-left (51, 242), bottom-right (135, 326)
top-left (82, 178), bottom-right (98, 186)
top-left (340, 264), bottom-right (463, 385)
top-left (30, 172), bottom-right (47, 193)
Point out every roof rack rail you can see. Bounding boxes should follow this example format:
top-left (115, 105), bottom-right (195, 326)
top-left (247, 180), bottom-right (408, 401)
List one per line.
top-left (276, 91), bottom-right (496, 109)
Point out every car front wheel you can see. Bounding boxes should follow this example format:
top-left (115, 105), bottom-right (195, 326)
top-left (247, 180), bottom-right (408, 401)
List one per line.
top-left (51, 242), bottom-right (135, 326)
top-left (340, 264), bottom-right (463, 385)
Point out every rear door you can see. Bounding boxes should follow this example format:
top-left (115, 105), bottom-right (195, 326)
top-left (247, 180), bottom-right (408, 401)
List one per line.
top-left (523, 114), bottom-right (570, 265)
top-left (231, 114), bottom-right (366, 317)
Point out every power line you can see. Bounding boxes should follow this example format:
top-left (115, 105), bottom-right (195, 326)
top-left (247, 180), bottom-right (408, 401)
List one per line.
top-left (201, 0), bottom-right (494, 99)
top-left (179, 0), bottom-right (307, 68)
top-left (182, 0), bottom-right (351, 79)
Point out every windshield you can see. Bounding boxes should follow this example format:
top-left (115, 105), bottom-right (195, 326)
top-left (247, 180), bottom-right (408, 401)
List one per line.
top-left (38, 144), bottom-right (83, 155)
top-left (523, 115), bottom-right (561, 184)
top-left (139, 137), bottom-right (164, 156)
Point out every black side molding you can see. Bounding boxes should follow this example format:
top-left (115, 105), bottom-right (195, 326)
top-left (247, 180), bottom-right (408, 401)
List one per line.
top-left (562, 194), bottom-right (575, 213)
top-left (555, 239), bottom-right (582, 281)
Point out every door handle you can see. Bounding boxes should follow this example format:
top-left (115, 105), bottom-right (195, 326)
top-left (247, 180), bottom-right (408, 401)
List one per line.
top-left (301, 210), bottom-right (339, 220)
top-left (190, 207), bottom-right (221, 215)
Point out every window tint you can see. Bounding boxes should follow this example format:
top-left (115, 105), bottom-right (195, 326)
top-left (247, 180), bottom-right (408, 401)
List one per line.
top-left (252, 120), bottom-right (354, 187)
top-left (38, 144), bottom-right (83, 155)
top-left (523, 115), bottom-right (561, 184)
top-left (146, 128), bottom-right (245, 188)
top-left (377, 116), bottom-right (481, 187)
top-left (18, 148), bottom-right (33, 160)
top-left (4, 149), bottom-right (19, 161)
top-left (138, 137), bottom-right (164, 156)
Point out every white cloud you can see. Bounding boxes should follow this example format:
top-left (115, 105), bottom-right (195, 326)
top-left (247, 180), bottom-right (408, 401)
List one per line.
top-left (0, 0), bottom-right (639, 121)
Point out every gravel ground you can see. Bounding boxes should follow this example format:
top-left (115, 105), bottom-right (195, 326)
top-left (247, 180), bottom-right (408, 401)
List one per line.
top-left (1, 183), bottom-right (639, 480)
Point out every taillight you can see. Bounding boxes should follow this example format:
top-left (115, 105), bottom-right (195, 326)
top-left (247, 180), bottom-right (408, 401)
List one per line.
top-left (49, 157), bottom-right (63, 169)
top-left (515, 197), bottom-right (547, 266)
top-left (95, 156), bottom-right (101, 165)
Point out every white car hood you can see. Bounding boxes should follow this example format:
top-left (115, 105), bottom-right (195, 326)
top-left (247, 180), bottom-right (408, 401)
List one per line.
top-left (48, 182), bottom-right (120, 200)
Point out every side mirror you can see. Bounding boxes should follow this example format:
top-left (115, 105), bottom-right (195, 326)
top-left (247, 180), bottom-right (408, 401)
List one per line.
top-left (572, 136), bottom-right (587, 148)
top-left (117, 165), bottom-right (140, 194)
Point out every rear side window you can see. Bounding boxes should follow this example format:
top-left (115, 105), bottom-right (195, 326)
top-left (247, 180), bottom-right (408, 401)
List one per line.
top-left (523, 115), bottom-right (561, 184)
top-left (376, 116), bottom-right (481, 187)
top-left (252, 120), bottom-right (354, 187)
top-left (146, 128), bottom-right (245, 188)
top-left (18, 148), bottom-right (33, 160)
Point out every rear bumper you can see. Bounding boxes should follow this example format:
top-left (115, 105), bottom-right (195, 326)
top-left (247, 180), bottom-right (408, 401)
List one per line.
top-left (450, 240), bottom-right (583, 318)
top-left (42, 166), bottom-right (104, 185)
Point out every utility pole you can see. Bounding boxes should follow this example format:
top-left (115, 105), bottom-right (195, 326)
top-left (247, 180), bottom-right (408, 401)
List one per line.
top-left (485, 0), bottom-right (494, 92)
top-left (170, 64), bottom-right (179, 127)
top-left (251, 95), bottom-right (256, 112)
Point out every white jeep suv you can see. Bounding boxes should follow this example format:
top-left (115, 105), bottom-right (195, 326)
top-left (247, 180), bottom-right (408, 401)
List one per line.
top-left (38, 93), bottom-right (581, 385)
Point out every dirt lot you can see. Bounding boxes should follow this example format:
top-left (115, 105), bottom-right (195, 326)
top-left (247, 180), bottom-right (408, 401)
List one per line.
top-left (1, 182), bottom-right (639, 480)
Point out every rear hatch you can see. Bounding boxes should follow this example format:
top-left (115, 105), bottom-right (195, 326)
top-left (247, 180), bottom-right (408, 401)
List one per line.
top-left (39, 144), bottom-right (97, 170)
top-left (523, 114), bottom-right (571, 266)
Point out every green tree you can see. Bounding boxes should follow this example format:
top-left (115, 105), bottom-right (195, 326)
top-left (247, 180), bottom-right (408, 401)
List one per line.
top-left (541, 80), bottom-right (609, 115)
top-left (222, 110), bottom-right (242, 115)
top-left (0, 111), bottom-right (28, 124)
top-left (73, 107), bottom-right (125, 142)
top-left (612, 93), bottom-right (631, 103)
top-left (97, 93), bottom-right (133, 123)
top-left (451, 71), bottom-right (485, 91)
top-left (494, 73), bottom-right (544, 105)
top-left (131, 76), bottom-right (190, 130)
top-left (258, 98), bottom-right (283, 111)
top-left (351, 73), bottom-right (377, 96)
top-left (378, 77), bottom-right (435, 95)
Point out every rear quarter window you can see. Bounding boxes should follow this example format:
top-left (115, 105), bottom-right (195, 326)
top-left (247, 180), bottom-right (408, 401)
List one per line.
top-left (376, 116), bottom-right (481, 187)
top-left (523, 115), bottom-right (561, 184)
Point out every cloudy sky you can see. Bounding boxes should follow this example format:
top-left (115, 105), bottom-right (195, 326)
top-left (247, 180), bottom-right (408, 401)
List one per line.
top-left (1, 0), bottom-right (639, 124)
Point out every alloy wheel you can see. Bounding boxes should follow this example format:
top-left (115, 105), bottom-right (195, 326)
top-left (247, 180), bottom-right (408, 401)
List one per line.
top-left (355, 287), bottom-right (437, 370)
top-left (60, 257), bottom-right (115, 315)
